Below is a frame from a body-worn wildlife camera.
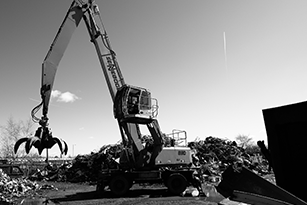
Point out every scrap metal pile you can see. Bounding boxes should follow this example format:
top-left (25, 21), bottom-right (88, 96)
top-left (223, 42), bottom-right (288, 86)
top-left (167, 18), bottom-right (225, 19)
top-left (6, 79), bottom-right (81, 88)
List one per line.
top-left (188, 136), bottom-right (272, 184)
top-left (29, 136), bottom-right (272, 185)
top-left (29, 144), bottom-right (122, 183)
top-left (0, 169), bottom-right (39, 204)
top-left (63, 144), bottom-right (122, 183)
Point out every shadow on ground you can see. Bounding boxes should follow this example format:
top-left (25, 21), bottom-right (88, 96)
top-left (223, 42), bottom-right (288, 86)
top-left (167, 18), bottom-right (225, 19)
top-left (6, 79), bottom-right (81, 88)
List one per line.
top-left (50, 188), bottom-right (176, 203)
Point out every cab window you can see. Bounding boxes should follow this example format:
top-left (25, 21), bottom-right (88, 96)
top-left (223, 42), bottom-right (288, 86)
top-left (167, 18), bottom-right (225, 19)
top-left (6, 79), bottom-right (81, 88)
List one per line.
top-left (140, 91), bottom-right (151, 110)
top-left (127, 89), bottom-right (140, 114)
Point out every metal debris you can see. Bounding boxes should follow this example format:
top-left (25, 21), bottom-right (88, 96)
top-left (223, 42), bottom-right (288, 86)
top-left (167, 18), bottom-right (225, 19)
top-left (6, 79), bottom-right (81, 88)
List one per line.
top-left (0, 169), bottom-right (39, 204)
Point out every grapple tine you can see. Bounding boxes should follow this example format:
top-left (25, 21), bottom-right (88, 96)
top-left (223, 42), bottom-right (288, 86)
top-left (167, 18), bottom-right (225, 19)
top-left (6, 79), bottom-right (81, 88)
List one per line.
top-left (63, 140), bottom-right (68, 155)
top-left (14, 138), bottom-right (28, 154)
top-left (25, 136), bottom-right (41, 154)
top-left (53, 137), bottom-right (63, 154)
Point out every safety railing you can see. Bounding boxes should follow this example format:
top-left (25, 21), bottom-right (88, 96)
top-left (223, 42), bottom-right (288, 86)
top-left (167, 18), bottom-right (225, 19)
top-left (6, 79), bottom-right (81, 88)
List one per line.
top-left (166, 129), bottom-right (187, 147)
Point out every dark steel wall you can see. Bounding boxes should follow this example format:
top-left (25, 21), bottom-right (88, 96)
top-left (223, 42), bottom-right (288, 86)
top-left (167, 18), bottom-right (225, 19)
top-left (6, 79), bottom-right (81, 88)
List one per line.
top-left (263, 101), bottom-right (307, 202)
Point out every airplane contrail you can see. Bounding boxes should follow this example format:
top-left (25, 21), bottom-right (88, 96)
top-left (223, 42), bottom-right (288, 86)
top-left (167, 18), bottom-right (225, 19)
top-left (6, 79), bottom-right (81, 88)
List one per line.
top-left (223, 32), bottom-right (228, 71)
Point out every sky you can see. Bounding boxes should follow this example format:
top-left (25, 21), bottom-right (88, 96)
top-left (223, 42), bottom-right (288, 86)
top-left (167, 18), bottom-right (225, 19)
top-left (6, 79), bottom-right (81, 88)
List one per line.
top-left (1, 0), bottom-right (307, 157)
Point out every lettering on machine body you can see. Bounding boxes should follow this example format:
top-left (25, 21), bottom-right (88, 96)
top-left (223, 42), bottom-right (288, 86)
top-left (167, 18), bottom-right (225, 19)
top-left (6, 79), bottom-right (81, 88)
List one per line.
top-left (106, 56), bottom-right (120, 88)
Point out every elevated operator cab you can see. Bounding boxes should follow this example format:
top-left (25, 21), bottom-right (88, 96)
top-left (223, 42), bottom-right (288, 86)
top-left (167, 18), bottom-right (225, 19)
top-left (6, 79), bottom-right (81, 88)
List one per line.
top-left (114, 85), bottom-right (158, 124)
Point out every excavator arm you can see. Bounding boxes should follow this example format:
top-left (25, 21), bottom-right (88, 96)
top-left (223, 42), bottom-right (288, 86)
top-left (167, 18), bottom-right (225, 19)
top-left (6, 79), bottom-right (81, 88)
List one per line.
top-left (30, 1), bottom-right (83, 125)
top-left (15, 1), bottom-right (85, 157)
top-left (33, 0), bottom-right (126, 124)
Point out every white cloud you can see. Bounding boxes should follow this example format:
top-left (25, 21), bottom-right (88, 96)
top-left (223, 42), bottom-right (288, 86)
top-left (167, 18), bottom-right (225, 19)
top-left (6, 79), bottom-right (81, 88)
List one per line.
top-left (51, 90), bottom-right (81, 103)
top-left (51, 90), bottom-right (61, 98)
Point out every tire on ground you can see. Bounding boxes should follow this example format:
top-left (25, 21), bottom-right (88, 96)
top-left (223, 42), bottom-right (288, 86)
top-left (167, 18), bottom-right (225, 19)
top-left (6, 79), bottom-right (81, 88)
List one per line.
top-left (167, 173), bottom-right (188, 195)
top-left (109, 175), bottom-right (130, 197)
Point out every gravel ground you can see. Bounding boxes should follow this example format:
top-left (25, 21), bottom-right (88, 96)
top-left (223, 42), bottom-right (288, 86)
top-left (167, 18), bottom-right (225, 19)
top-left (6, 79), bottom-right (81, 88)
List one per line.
top-left (18, 182), bottom-right (226, 205)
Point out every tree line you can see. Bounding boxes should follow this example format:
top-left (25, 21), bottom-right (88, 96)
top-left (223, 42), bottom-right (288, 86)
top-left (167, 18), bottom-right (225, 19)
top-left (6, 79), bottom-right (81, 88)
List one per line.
top-left (0, 116), bottom-right (259, 160)
top-left (0, 117), bottom-right (35, 159)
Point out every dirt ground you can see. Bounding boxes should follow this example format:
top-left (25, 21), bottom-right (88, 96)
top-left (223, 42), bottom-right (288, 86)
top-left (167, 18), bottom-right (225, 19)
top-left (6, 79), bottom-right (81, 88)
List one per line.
top-left (18, 182), bottom-right (227, 205)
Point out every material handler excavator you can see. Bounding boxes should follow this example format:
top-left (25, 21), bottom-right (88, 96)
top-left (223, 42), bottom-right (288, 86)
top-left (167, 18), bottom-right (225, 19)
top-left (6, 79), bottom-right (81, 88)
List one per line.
top-left (14, 0), bottom-right (202, 196)
top-left (14, 1), bottom-right (307, 204)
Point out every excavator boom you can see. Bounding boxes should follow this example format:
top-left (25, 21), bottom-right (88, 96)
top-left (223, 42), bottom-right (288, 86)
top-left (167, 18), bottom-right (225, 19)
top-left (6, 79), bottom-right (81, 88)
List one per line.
top-left (39, 1), bottom-right (125, 119)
